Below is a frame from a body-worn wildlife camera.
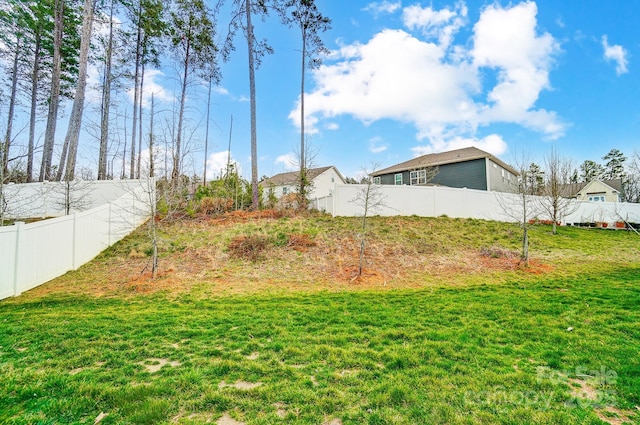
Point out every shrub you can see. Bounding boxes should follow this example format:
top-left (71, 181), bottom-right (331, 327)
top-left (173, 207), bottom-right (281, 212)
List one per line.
top-left (200, 197), bottom-right (234, 216)
top-left (228, 235), bottom-right (271, 261)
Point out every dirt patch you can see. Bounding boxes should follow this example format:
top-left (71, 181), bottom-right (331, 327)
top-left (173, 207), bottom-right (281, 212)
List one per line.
top-left (273, 402), bottom-right (287, 418)
top-left (596, 406), bottom-right (636, 425)
top-left (218, 381), bottom-right (262, 390)
top-left (216, 412), bottom-right (245, 425)
top-left (138, 358), bottom-right (181, 373)
top-left (568, 378), bottom-right (637, 425)
top-left (246, 352), bottom-right (259, 360)
top-left (322, 419), bottom-right (343, 425)
top-left (569, 377), bottom-right (600, 401)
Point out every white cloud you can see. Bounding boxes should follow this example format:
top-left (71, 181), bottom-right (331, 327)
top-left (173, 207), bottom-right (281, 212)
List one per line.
top-left (363, 1), bottom-right (401, 17)
top-left (472, 2), bottom-right (562, 135)
top-left (275, 153), bottom-right (298, 171)
top-left (325, 122), bottom-right (339, 130)
top-left (411, 134), bottom-right (508, 157)
top-left (290, 1), bottom-right (565, 151)
top-left (402, 2), bottom-right (467, 47)
top-left (206, 151), bottom-right (239, 179)
top-left (602, 35), bottom-right (628, 75)
top-left (138, 69), bottom-right (175, 107)
top-left (369, 136), bottom-right (388, 153)
top-left (214, 86), bottom-right (230, 96)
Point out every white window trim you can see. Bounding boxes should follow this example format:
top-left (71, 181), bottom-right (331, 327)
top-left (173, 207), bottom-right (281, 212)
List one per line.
top-left (394, 173), bottom-right (403, 185)
top-left (372, 176), bottom-right (381, 185)
top-left (410, 169), bottom-right (427, 185)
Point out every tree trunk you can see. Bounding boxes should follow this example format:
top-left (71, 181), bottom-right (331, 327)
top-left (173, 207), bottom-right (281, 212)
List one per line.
top-left (3, 36), bottom-right (21, 180)
top-left (136, 61), bottom-right (145, 179)
top-left (246, 0), bottom-right (259, 209)
top-left (298, 27), bottom-right (307, 208)
top-left (149, 93), bottom-right (155, 178)
top-left (203, 76), bottom-right (212, 185)
top-left (59, 0), bottom-right (97, 181)
top-left (130, 4), bottom-right (142, 179)
top-left (27, 33), bottom-right (42, 183)
top-left (98, 0), bottom-right (115, 180)
top-left (172, 37), bottom-right (190, 184)
top-left (521, 192), bottom-right (529, 267)
top-left (40, 0), bottom-right (64, 182)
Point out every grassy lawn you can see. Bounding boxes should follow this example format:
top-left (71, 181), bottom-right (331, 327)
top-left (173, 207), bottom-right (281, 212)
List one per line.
top-left (1, 214), bottom-right (639, 424)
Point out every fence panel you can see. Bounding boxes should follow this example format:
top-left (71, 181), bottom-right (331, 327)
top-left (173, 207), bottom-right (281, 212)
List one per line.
top-left (0, 226), bottom-right (18, 299)
top-left (16, 216), bottom-right (75, 294)
top-left (329, 184), bottom-right (640, 226)
top-left (0, 180), bottom-right (153, 300)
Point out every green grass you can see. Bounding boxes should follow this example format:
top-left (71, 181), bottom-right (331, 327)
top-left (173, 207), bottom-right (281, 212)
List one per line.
top-left (1, 215), bottom-right (639, 424)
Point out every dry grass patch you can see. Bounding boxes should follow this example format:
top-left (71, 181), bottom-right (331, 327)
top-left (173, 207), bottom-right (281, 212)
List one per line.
top-left (138, 358), bottom-right (182, 373)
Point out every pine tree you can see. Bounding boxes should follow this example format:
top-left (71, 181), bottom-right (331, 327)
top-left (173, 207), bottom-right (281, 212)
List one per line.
top-left (280, 0), bottom-right (331, 209)
top-left (169, 0), bottom-right (217, 184)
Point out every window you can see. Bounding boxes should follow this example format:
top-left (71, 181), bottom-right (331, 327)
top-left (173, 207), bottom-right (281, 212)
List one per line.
top-left (282, 187), bottom-right (288, 194)
top-left (410, 169), bottom-right (427, 185)
top-left (394, 173), bottom-right (403, 185)
top-left (373, 176), bottom-right (381, 185)
top-left (588, 195), bottom-right (605, 202)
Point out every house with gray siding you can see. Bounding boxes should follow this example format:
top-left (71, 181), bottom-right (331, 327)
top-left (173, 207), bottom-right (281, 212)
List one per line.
top-left (371, 146), bottom-right (519, 193)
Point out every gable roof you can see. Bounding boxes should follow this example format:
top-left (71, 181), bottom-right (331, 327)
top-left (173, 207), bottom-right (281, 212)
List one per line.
top-left (261, 166), bottom-right (344, 187)
top-left (563, 179), bottom-right (622, 197)
top-left (371, 146), bottom-right (519, 177)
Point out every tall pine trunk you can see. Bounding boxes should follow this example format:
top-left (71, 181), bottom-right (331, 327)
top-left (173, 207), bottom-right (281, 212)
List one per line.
top-left (40, 0), bottom-right (64, 182)
top-left (136, 62), bottom-right (145, 179)
top-left (98, 0), bottom-right (115, 180)
top-left (130, 4), bottom-right (142, 179)
top-left (246, 0), bottom-right (258, 209)
top-left (27, 34), bottom-right (42, 182)
top-left (58, 0), bottom-right (96, 181)
top-left (172, 38), bottom-right (190, 184)
top-left (3, 36), bottom-right (21, 180)
top-left (298, 27), bottom-right (307, 208)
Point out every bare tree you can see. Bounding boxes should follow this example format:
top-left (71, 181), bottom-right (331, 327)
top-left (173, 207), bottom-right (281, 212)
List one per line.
top-left (496, 154), bottom-right (541, 267)
top-left (52, 179), bottom-right (93, 215)
top-left (350, 163), bottom-right (388, 277)
top-left (169, 0), bottom-right (217, 186)
top-left (622, 152), bottom-right (640, 203)
top-left (539, 148), bottom-right (578, 234)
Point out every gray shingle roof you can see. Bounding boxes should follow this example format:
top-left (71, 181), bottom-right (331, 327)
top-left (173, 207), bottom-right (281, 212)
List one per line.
top-left (261, 166), bottom-right (336, 187)
top-left (371, 146), bottom-right (519, 176)
top-left (562, 179), bottom-right (623, 197)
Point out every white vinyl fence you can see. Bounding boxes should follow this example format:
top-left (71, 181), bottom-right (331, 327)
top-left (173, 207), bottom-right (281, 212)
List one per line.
top-left (320, 184), bottom-right (640, 226)
top-left (1, 179), bottom-right (146, 219)
top-left (0, 180), bottom-right (154, 300)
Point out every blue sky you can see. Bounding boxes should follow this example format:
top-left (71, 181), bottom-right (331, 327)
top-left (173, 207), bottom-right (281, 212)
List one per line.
top-left (197, 0), bottom-right (639, 180)
top-left (78, 1), bottom-right (640, 180)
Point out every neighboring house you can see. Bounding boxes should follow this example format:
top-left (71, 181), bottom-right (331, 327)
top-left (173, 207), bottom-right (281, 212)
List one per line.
top-left (261, 166), bottom-right (346, 200)
top-left (563, 179), bottom-right (622, 202)
top-left (371, 146), bottom-right (519, 192)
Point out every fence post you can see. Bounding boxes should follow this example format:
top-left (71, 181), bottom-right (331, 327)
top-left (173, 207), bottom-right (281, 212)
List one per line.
top-left (72, 212), bottom-right (78, 270)
top-left (107, 202), bottom-right (113, 246)
top-left (13, 221), bottom-right (24, 297)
